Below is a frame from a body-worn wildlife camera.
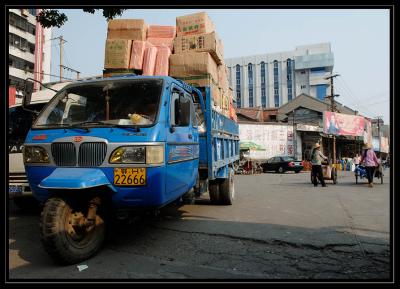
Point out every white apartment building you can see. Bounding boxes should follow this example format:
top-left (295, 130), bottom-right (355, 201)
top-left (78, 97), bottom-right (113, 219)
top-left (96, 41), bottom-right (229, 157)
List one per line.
top-left (9, 8), bottom-right (52, 97)
top-left (225, 43), bottom-right (334, 108)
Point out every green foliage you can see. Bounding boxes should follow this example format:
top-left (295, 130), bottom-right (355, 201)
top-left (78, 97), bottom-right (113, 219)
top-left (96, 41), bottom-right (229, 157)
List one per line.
top-left (36, 9), bottom-right (127, 28)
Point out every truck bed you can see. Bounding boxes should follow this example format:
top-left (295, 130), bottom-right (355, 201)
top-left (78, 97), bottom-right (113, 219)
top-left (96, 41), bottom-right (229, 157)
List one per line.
top-left (196, 86), bottom-right (240, 180)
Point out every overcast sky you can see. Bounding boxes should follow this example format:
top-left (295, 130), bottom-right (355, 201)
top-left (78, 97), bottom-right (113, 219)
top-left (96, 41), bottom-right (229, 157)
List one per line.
top-left (49, 9), bottom-right (390, 124)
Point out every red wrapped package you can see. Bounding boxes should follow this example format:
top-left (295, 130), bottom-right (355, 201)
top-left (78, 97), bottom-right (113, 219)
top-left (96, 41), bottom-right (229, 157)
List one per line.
top-left (142, 44), bottom-right (158, 76)
top-left (147, 25), bottom-right (176, 38)
top-left (129, 40), bottom-right (147, 70)
top-left (154, 46), bottom-right (172, 76)
top-left (147, 37), bottom-right (174, 50)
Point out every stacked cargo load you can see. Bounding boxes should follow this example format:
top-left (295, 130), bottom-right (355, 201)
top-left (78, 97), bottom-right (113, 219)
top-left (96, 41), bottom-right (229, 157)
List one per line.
top-left (102, 13), bottom-right (237, 122)
top-left (145, 25), bottom-right (176, 76)
top-left (104, 19), bottom-right (148, 75)
top-left (170, 12), bottom-right (236, 122)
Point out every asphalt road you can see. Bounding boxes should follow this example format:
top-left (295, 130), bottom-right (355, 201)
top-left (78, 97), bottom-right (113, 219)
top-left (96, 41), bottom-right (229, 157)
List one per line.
top-left (8, 169), bottom-right (391, 280)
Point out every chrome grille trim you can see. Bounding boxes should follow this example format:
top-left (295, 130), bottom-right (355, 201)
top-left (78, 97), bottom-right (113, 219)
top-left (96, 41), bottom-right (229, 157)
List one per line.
top-left (78, 142), bottom-right (107, 167)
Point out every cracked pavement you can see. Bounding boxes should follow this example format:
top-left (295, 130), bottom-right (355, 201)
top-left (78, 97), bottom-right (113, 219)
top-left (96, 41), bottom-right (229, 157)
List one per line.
top-left (8, 170), bottom-right (391, 280)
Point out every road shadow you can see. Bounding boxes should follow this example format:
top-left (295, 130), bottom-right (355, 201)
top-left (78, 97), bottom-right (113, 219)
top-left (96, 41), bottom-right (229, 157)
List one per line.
top-left (8, 201), bottom-right (391, 280)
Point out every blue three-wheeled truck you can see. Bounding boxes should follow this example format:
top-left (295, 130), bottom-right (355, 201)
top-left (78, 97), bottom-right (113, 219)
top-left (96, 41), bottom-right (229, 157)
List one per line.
top-left (21, 75), bottom-right (239, 264)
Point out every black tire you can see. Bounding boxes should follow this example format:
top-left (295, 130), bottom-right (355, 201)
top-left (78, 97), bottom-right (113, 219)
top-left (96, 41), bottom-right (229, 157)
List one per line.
top-left (295, 170), bottom-right (300, 174)
top-left (182, 188), bottom-right (195, 204)
top-left (13, 196), bottom-right (40, 212)
top-left (277, 166), bottom-right (284, 174)
top-left (209, 180), bottom-right (220, 204)
top-left (40, 197), bottom-right (105, 264)
top-left (219, 168), bottom-right (235, 205)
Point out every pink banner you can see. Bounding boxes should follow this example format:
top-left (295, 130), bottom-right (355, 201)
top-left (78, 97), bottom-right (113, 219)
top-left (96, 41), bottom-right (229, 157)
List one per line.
top-left (323, 111), bottom-right (365, 136)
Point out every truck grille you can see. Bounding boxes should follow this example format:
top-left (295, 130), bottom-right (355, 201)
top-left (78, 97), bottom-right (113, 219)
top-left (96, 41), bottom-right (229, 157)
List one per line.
top-left (78, 142), bottom-right (107, 167)
top-left (51, 143), bottom-right (77, 166)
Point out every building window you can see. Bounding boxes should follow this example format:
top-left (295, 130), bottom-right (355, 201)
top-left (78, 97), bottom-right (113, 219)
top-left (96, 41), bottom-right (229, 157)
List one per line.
top-left (301, 70), bottom-right (306, 74)
top-left (9, 54), bottom-right (34, 72)
top-left (301, 85), bottom-right (306, 89)
top-left (260, 61), bottom-right (266, 108)
top-left (316, 84), bottom-right (326, 100)
top-left (248, 63), bottom-right (254, 107)
top-left (287, 58), bottom-right (293, 101)
top-left (9, 32), bottom-right (35, 54)
top-left (236, 64), bottom-right (241, 108)
top-left (273, 60), bottom-right (279, 107)
top-left (28, 9), bottom-right (36, 16)
top-left (9, 12), bottom-right (36, 35)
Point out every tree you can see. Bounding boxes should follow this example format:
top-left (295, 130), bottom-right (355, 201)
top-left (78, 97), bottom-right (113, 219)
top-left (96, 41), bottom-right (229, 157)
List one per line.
top-left (36, 9), bottom-right (127, 28)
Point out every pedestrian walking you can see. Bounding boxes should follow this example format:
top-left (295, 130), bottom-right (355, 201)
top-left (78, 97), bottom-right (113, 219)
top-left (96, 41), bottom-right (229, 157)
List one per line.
top-left (353, 153), bottom-right (361, 166)
top-left (360, 143), bottom-right (379, 188)
top-left (311, 143), bottom-right (328, 187)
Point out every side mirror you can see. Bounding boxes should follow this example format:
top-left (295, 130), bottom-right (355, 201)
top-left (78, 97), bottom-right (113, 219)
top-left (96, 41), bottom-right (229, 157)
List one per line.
top-left (23, 80), bottom-right (34, 108)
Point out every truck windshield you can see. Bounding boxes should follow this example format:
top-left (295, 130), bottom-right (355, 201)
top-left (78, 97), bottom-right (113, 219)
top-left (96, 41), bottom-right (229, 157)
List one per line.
top-left (33, 79), bottom-right (163, 129)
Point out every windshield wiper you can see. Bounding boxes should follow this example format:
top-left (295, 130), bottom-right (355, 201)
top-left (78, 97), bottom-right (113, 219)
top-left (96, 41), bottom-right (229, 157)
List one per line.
top-left (68, 121), bottom-right (142, 132)
top-left (66, 121), bottom-right (111, 132)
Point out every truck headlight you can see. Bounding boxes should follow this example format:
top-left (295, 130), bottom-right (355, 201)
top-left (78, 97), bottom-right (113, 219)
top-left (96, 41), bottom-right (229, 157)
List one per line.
top-left (23, 146), bottom-right (50, 163)
top-left (146, 145), bottom-right (164, 165)
top-left (109, 146), bottom-right (146, 164)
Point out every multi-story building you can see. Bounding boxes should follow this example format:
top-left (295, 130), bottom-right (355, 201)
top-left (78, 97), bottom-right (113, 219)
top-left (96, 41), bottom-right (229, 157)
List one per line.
top-left (9, 8), bottom-right (52, 103)
top-left (225, 43), bottom-right (334, 108)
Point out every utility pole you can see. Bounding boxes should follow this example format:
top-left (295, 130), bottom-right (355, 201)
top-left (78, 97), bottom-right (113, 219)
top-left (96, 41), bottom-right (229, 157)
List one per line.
top-left (50, 36), bottom-right (68, 82)
top-left (325, 73), bottom-right (340, 163)
top-left (376, 116), bottom-right (382, 152)
top-left (292, 109), bottom-right (296, 159)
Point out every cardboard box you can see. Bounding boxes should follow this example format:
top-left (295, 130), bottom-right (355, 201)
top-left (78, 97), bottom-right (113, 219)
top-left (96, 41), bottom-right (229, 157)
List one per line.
top-left (104, 39), bottom-right (132, 69)
top-left (174, 32), bottom-right (223, 64)
top-left (147, 37), bottom-right (174, 50)
top-left (176, 12), bottom-right (215, 36)
top-left (142, 45), bottom-right (158, 76)
top-left (154, 46), bottom-right (171, 76)
top-left (129, 40), bottom-right (147, 70)
top-left (169, 52), bottom-right (218, 83)
top-left (178, 75), bottom-right (220, 107)
top-left (218, 64), bottom-right (230, 93)
top-left (147, 25), bottom-right (176, 38)
top-left (107, 19), bottom-right (147, 41)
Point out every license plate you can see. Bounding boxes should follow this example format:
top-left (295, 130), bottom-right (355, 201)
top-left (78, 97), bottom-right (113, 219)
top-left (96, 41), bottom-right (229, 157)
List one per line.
top-left (114, 168), bottom-right (146, 186)
top-left (9, 185), bottom-right (23, 196)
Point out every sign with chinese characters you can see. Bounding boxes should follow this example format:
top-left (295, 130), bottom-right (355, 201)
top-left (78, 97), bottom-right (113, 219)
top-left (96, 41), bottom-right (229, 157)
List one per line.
top-left (239, 124), bottom-right (294, 159)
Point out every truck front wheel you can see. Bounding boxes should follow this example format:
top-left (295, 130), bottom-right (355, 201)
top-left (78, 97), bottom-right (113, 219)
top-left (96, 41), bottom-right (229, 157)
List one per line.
top-left (219, 168), bottom-right (235, 205)
top-left (40, 197), bottom-right (106, 264)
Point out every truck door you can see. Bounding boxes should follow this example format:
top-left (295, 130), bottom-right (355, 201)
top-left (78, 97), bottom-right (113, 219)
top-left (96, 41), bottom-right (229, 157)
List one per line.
top-left (166, 86), bottom-right (199, 200)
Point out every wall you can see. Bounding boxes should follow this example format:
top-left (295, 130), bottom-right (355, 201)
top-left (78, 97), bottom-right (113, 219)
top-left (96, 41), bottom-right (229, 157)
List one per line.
top-left (239, 123), bottom-right (294, 159)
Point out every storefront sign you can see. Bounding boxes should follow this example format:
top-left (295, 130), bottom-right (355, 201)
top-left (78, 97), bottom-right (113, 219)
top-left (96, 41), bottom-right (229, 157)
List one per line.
top-left (323, 111), bottom-right (365, 137)
top-left (296, 123), bottom-right (321, 132)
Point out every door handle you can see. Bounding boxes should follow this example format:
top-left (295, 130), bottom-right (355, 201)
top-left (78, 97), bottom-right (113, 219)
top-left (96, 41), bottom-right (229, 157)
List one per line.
top-left (188, 134), bottom-right (192, 139)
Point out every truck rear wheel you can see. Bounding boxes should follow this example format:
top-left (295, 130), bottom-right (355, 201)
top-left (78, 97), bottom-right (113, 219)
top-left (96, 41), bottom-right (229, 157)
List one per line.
top-left (40, 197), bottom-right (105, 264)
top-left (219, 168), bottom-right (235, 205)
top-left (209, 180), bottom-right (220, 204)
